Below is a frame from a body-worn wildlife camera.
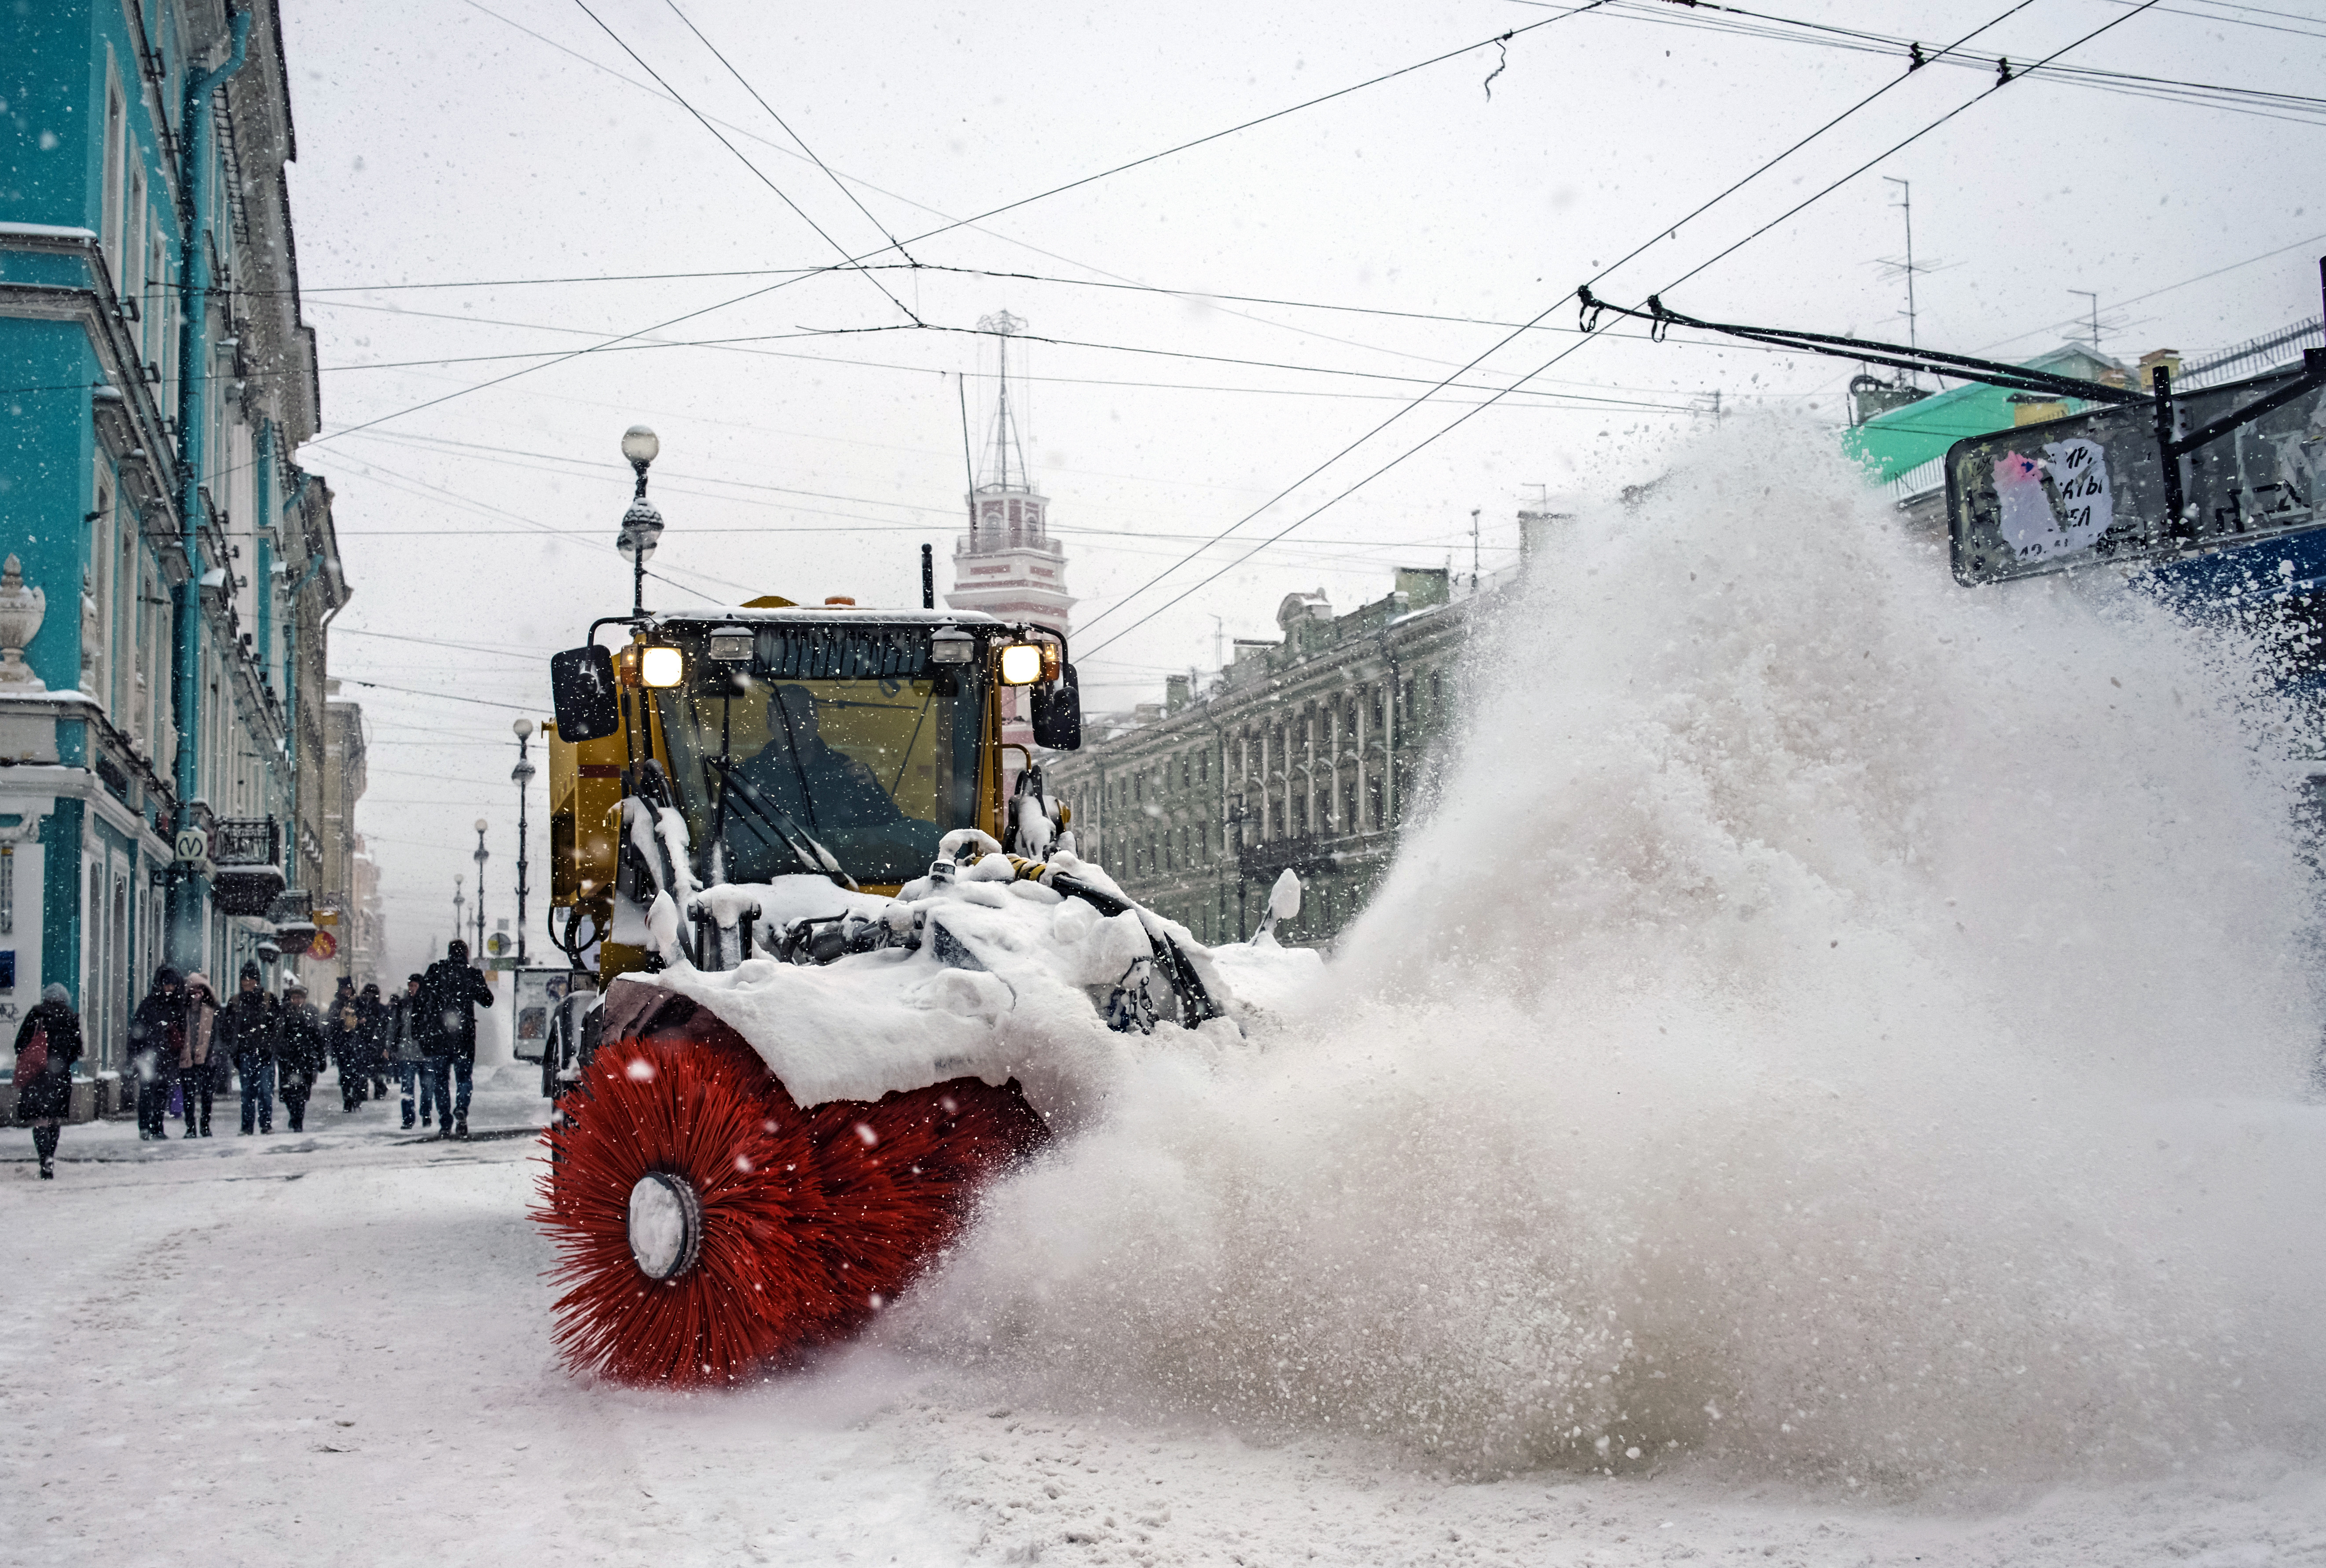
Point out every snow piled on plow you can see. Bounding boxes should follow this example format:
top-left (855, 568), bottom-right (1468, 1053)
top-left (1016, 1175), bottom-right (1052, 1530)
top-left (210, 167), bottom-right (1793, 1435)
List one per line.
top-left (898, 416), bottom-right (2326, 1496)
top-left (625, 860), bottom-right (1320, 1117)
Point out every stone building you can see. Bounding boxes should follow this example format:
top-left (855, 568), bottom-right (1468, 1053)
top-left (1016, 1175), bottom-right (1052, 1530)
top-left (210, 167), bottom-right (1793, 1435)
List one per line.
top-left (1043, 561), bottom-right (1509, 948)
top-left (316, 693), bottom-right (369, 984)
top-left (0, 0), bottom-right (352, 1075)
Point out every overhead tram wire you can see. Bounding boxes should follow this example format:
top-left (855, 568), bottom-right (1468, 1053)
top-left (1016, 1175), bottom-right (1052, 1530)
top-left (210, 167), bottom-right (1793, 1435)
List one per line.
top-left (1072, 0), bottom-right (2042, 639)
top-left (1508, 0), bottom-right (2326, 122)
top-left (659, 0), bottom-right (921, 265)
top-left (1573, 0), bottom-right (2035, 298)
top-left (306, 299), bottom-right (1710, 411)
top-left (320, 450), bottom-right (748, 603)
top-left (569, 0), bottom-right (922, 325)
top-left (1082, 0), bottom-right (2168, 656)
top-left (335, 678), bottom-right (542, 714)
top-left (1649, 0), bottom-right (2166, 302)
top-left (302, 4), bottom-right (1612, 449)
top-left (447, 0), bottom-right (1617, 380)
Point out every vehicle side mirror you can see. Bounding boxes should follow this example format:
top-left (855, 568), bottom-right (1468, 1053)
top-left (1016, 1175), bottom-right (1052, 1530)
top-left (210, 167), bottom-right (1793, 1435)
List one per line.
top-left (1031, 661), bottom-right (1082, 750)
top-left (550, 645), bottom-right (621, 743)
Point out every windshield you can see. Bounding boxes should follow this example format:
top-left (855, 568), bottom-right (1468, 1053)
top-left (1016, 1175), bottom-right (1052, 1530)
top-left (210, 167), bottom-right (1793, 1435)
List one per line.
top-left (652, 629), bottom-right (983, 887)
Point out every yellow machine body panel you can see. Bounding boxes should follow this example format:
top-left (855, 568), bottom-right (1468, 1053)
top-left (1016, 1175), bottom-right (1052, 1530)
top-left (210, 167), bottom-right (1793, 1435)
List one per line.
top-left (548, 613), bottom-right (1058, 989)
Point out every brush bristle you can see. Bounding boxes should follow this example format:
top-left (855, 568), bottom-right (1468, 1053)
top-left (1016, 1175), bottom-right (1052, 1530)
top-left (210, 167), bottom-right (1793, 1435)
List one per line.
top-left (535, 1023), bottom-right (1045, 1387)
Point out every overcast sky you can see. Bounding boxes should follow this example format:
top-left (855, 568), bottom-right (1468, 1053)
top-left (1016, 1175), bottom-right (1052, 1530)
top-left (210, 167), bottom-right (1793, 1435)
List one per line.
top-left (271, 0), bottom-right (2324, 973)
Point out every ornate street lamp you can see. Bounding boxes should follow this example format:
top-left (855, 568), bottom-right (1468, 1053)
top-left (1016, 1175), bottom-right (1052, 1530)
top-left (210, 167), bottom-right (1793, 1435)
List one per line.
top-left (616, 425), bottom-right (663, 618)
top-left (452, 874), bottom-right (464, 954)
top-left (511, 718), bottom-right (536, 965)
top-left (472, 818), bottom-right (489, 959)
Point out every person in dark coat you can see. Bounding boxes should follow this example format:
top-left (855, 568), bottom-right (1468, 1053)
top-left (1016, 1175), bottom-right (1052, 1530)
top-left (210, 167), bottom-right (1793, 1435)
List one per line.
top-left (216, 960), bottom-right (278, 1135)
top-left (357, 982), bottom-right (391, 1101)
top-left (387, 974), bottom-right (431, 1131)
top-left (327, 978), bottom-right (365, 1113)
top-left (273, 982), bottom-right (328, 1134)
top-left (14, 984), bottom-right (83, 1179)
top-left (419, 939), bottom-right (494, 1141)
top-left (127, 967), bottom-right (186, 1142)
top-left (176, 971), bottom-right (221, 1138)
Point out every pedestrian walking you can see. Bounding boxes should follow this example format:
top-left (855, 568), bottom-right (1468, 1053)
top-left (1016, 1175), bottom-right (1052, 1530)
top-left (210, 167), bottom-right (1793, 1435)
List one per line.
top-left (358, 982), bottom-right (391, 1101)
top-left (274, 983), bottom-right (327, 1133)
top-left (217, 961), bottom-right (278, 1135)
top-left (328, 978), bottom-right (365, 1113)
top-left (176, 971), bottom-right (220, 1139)
top-left (388, 974), bottom-right (433, 1130)
top-left (127, 967), bottom-right (186, 1142)
top-left (418, 939), bottom-right (493, 1141)
top-left (13, 984), bottom-right (83, 1179)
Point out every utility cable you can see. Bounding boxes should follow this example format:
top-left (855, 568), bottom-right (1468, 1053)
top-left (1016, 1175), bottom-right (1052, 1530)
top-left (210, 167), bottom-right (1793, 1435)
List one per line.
top-left (660, 0), bottom-right (921, 264)
top-left (1069, 293), bottom-right (1581, 638)
top-left (311, 4), bottom-right (1607, 448)
top-left (569, 0), bottom-right (921, 325)
top-left (1084, 1), bottom-right (2166, 651)
top-left (1073, 0), bottom-right (2039, 637)
top-left (1578, 0), bottom-right (2035, 295)
top-left (1647, 0), bottom-right (2163, 302)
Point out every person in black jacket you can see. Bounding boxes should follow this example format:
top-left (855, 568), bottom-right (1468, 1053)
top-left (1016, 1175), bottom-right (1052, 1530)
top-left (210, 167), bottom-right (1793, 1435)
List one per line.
top-left (357, 982), bottom-right (391, 1102)
top-left (273, 982), bottom-right (329, 1133)
top-left (419, 940), bottom-right (494, 1141)
top-left (327, 978), bottom-right (365, 1113)
top-left (14, 985), bottom-right (83, 1179)
top-left (127, 967), bottom-right (186, 1142)
top-left (216, 961), bottom-right (278, 1135)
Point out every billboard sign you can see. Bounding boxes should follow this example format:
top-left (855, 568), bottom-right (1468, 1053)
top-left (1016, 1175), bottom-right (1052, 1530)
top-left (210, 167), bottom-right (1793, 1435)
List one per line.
top-left (1947, 362), bottom-right (2326, 586)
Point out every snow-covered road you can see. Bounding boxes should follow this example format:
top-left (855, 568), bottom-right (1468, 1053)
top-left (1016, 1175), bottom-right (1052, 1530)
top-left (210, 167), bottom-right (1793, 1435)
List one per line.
top-left (4, 1070), bottom-right (2322, 1567)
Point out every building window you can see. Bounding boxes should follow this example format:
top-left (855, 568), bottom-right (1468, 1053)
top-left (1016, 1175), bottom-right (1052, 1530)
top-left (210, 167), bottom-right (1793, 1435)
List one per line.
top-left (103, 70), bottom-right (125, 286)
top-left (1430, 670), bottom-right (1442, 712)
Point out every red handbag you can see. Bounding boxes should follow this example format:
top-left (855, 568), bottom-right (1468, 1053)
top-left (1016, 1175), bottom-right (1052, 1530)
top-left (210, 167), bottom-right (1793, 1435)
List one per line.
top-left (16, 1026), bottom-right (48, 1082)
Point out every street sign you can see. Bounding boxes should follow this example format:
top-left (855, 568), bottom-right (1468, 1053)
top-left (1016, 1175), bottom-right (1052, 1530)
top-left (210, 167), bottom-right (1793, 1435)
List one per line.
top-left (308, 930), bottom-right (338, 960)
top-left (487, 932), bottom-right (511, 957)
top-left (1948, 361), bottom-right (2326, 586)
top-left (172, 828), bottom-right (212, 871)
top-left (486, 956), bottom-right (521, 971)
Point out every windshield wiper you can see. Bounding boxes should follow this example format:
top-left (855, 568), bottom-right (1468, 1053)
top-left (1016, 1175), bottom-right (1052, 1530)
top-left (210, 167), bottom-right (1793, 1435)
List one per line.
top-left (707, 756), bottom-right (858, 891)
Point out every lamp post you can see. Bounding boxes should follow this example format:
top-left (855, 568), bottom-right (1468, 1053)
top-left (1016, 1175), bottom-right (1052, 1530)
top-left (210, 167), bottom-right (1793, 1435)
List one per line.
top-left (452, 874), bottom-right (464, 955)
top-left (472, 818), bottom-right (489, 959)
top-left (616, 425), bottom-right (663, 618)
top-left (511, 719), bottom-right (535, 965)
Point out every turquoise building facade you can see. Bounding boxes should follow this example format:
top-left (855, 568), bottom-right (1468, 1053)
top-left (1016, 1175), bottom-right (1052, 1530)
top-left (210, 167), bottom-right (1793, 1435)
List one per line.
top-left (1, 0), bottom-right (347, 1075)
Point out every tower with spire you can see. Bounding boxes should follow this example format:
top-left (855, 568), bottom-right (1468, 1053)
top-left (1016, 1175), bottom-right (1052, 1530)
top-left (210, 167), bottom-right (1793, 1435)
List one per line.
top-left (947, 312), bottom-right (1073, 771)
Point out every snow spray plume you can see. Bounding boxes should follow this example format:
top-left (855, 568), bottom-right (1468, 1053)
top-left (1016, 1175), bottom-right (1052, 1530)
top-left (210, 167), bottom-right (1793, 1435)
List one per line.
top-left (901, 416), bottom-right (2326, 1489)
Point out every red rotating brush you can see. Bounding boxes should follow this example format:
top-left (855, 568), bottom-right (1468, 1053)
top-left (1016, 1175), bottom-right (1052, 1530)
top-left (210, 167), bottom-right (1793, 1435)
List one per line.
top-left (536, 1014), bottom-right (1045, 1387)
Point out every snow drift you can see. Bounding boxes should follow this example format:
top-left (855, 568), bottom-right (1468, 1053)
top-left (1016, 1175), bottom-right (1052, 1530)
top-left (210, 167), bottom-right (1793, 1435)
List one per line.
top-left (899, 416), bottom-right (2326, 1491)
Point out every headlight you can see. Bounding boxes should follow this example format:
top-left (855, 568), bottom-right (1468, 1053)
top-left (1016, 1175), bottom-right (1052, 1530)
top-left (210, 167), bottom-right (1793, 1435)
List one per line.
top-left (708, 627), bottom-right (752, 663)
top-left (929, 628), bottom-right (975, 665)
top-left (997, 641), bottom-right (1044, 686)
top-left (639, 645), bottom-right (686, 688)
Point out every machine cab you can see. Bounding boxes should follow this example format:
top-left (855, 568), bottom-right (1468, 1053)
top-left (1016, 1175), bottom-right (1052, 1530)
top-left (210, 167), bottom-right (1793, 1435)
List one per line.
top-left (545, 605), bottom-right (1080, 979)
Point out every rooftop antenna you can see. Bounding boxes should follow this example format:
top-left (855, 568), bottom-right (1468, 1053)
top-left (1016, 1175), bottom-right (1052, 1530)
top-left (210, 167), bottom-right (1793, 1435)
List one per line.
top-left (1470, 507), bottom-right (1482, 590)
top-left (1878, 177), bottom-right (1932, 385)
top-left (977, 310), bottom-right (1029, 491)
top-left (2069, 289), bottom-right (2102, 353)
top-left (1211, 614), bottom-right (1225, 671)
